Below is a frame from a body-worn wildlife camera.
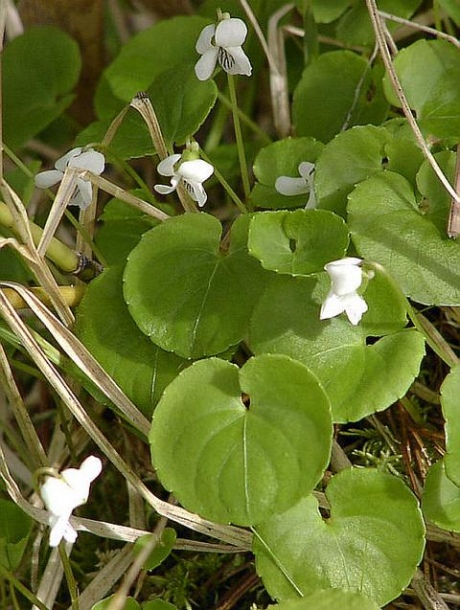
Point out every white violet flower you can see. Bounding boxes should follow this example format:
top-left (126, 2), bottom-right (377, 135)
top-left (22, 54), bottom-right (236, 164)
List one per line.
top-left (320, 257), bottom-right (369, 326)
top-left (35, 147), bottom-right (105, 210)
top-left (40, 455), bottom-right (102, 547)
top-left (195, 14), bottom-right (252, 81)
top-left (275, 161), bottom-right (316, 209)
top-left (154, 153), bottom-right (214, 207)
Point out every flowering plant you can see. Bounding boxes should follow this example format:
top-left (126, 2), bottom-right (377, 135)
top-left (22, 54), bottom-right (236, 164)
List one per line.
top-left (1, 2), bottom-right (460, 609)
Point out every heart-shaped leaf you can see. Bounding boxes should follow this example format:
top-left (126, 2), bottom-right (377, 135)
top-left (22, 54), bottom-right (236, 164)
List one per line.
top-left (422, 459), bottom-right (460, 534)
top-left (253, 468), bottom-right (425, 606)
top-left (348, 171), bottom-right (460, 305)
top-left (75, 267), bottom-right (187, 418)
top-left (440, 364), bottom-right (460, 487)
top-left (248, 210), bottom-right (349, 275)
top-left (249, 274), bottom-right (423, 422)
top-left (149, 354), bottom-right (333, 526)
top-left (123, 214), bottom-right (268, 359)
top-left (133, 528), bottom-right (177, 571)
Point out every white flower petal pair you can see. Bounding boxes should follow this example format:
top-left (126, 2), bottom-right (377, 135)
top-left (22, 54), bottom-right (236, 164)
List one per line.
top-left (320, 257), bottom-right (369, 326)
top-left (40, 456), bottom-right (102, 547)
top-left (35, 147), bottom-right (105, 210)
top-left (275, 162), bottom-right (316, 209)
top-left (154, 153), bottom-right (214, 207)
top-left (195, 17), bottom-right (252, 81)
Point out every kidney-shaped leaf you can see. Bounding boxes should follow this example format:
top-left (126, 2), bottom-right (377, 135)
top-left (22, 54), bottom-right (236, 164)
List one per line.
top-left (348, 171), bottom-right (460, 305)
top-left (254, 468), bottom-right (425, 606)
top-left (440, 364), bottom-right (460, 487)
top-left (123, 214), bottom-right (268, 359)
top-left (248, 209), bottom-right (349, 275)
top-left (150, 354), bottom-right (333, 526)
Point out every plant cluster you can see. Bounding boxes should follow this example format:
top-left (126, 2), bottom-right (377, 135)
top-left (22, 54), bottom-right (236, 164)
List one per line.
top-left (0, 1), bottom-right (460, 609)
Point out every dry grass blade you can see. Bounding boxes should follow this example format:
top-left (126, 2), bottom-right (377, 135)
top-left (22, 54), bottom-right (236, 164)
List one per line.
top-left (267, 4), bottom-right (294, 137)
top-left (1, 180), bottom-right (74, 325)
top-left (37, 168), bottom-right (79, 257)
top-left (0, 287), bottom-right (252, 548)
top-left (0, 281), bottom-right (150, 436)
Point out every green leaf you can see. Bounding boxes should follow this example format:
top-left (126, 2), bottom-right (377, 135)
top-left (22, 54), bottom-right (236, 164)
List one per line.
top-left (440, 365), bottom-right (460, 487)
top-left (3, 26), bottom-right (81, 149)
top-left (293, 52), bottom-right (389, 143)
top-left (123, 214), bottom-right (269, 359)
top-left (268, 589), bottom-right (381, 610)
top-left (150, 354), bottom-right (333, 526)
top-left (249, 274), bottom-right (423, 422)
top-left (436, 0), bottom-right (460, 25)
top-left (133, 529), bottom-right (177, 571)
top-left (314, 125), bottom-right (389, 216)
top-left (383, 40), bottom-right (460, 138)
top-left (250, 137), bottom-right (324, 210)
top-left (75, 267), bottom-right (187, 418)
top-left (254, 468), bottom-right (425, 606)
top-left (149, 65), bottom-right (217, 148)
top-left (348, 171), bottom-right (460, 305)
top-left (92, 596), bottom-right (139, 610)
top-left (95, 197), bottom-right (159, 266)
top-left (104, 16), bottom-right (211, 102)
top-left (422, 459), bottom-right (460, 534)
top-left (336, 0), bottom-right (421, 47)
top-left (76, 108), bottom-right (156, 160)
top-left (0, 500), bottom-right (32, 570)
top-left (310, 0), bottom-right (350, 23)
top-left (248, 210), bottom-right (349, 275)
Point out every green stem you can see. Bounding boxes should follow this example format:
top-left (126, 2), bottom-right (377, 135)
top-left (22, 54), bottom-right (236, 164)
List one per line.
top-left (0, 202), bottom-right (80, 273)
top-left (0, 564), bottom-right (49, 610)
top-left (227, 74), bottom-right (251, 200)
top-left (217, 90), bottom-right (272, 145)
top-left (59, 544), bottom-right (80, 610)
top-left (199, 150), bottom-right (248, 215)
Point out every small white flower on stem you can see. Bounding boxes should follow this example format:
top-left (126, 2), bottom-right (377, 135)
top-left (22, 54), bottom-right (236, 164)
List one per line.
top-left (195, 14), bottom-right (252, 81)
top-left (320, 257), bottom-right (369, 326)
top-left (275, 162), bottom-right (316, 209)
top-left (154, 153), bottom-right (214, 207)
top-left (35, 147), bottom-right (105, 210)
top-left (40, 456), bottom-right (102, 547)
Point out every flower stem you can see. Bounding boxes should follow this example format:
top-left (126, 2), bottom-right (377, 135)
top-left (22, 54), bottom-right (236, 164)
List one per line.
top-left (58, 544), bottom-right (80, 610)
top-left (199, 150), bottom-right (248, 214)
top-left (227, 74), bottom-right (251, 200)
top-left (217, 91), bottom-right (272, 145)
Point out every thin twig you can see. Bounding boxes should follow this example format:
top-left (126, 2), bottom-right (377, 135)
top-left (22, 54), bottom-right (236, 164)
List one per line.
top-left (364, 0), bottom-right (460, 238)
